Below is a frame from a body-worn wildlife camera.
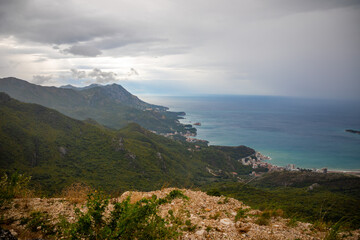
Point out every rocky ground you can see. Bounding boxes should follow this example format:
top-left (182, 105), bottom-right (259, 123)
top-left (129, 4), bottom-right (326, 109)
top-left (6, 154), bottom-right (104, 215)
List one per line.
top-left (1, 188), bottom-right (359, 239)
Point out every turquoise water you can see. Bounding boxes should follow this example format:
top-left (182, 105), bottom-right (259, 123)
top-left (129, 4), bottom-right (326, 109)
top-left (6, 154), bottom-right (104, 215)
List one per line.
top-left (141, 95), bottom-right (360, 170)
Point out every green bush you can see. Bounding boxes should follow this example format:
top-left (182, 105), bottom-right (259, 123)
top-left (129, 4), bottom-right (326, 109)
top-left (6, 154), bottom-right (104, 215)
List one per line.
top-left (286, 217), bottom-right (298, 227)
top-left (57, 190), bottom-right (188, 239)
top-left (206, 189), bottom-right (221, 197)
top-left (165, 189), bottom-right (189, 201)
top-left (21, 211), bottom-right (55, 236)
top-left (255, 211), bottom-right (271, 226)
top-left (235, 208), bottom-right (249, 222)
top-left (0, 172), bottom-right (32, 206)
top-left (255, 216), bottom-right (270, 226)
top-left (182, 219), bottom-right (197, 232)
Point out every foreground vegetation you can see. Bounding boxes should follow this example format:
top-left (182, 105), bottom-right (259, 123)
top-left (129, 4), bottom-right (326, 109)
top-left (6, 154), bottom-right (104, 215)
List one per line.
top-left (204, 172), bottom-right (360, 229)
top-left (1, 175), bottom-right (359, 239)
top-left (1, 177), bottom-right (188, 240)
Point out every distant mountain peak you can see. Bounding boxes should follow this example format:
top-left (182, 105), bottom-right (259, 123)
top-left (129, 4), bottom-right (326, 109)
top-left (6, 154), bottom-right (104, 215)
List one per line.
top-left (0, 77), bottom-right (173, 132)
top-left (60, 83), bottom-right (102, 90)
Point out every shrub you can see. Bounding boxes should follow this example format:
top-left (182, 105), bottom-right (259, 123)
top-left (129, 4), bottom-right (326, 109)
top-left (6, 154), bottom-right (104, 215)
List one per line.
top-left (20, 211), bottom-right (55, 236)
top-left (209, 212), bottom-right (221, 220)
top-left (61, 182), bottom-right (92, 204)
top-left (287, 217), bottom-right (298, 227)
top-left (206, 189), bottom-right (221, 197)
top-left (58, 189), bottom-right (186, 239)
top-left (255, 216), bottom-right (270, 226)
top-left (165, 189), bottom-right (189, 201)
top-left (324, 220), bottom-right (346, 240)
top-left (255, 211), bottom-right (271, 226)
top-left (183, 219), bottom-right (197, 232)
top-left (217, 196), bottom-right (229, 204)
top-left (0, 172), bottom-right (32, 206)
top-left (235, 208), bottom-right (249, 222)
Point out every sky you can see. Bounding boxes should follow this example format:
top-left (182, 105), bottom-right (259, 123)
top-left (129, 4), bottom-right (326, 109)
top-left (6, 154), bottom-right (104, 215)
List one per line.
top-left (0, 0), bottom-right (359, 99)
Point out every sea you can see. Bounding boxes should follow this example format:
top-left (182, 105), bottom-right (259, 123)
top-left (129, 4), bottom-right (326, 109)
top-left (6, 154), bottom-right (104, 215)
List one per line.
top-left (140, 95), bottom-right (360, 171)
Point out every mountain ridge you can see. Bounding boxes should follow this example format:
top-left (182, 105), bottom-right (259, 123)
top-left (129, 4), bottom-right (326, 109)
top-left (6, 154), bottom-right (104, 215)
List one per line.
top-left (0, 92), bottom-right (253, 194)
top-left (0, 77), bottom-right (188, 134)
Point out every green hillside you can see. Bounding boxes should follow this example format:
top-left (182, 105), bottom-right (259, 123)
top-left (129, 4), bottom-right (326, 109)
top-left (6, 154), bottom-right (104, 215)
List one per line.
top-left (0, 77), bottom-right (190, 134)
top-left (0, 93), bottom-right (253, 194)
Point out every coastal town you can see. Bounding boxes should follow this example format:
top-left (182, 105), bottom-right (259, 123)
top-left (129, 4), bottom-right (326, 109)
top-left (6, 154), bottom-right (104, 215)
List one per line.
top-left (240, 152), bottom-right (329, 176)
top-left (156, 121), bottom-right (333, 176)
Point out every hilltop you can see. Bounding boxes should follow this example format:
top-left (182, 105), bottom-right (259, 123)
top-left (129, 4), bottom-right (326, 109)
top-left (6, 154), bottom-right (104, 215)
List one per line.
top-left (0, 77), bottom-right (190, 134)
top-left (1, 188), bottom-right (359, 240)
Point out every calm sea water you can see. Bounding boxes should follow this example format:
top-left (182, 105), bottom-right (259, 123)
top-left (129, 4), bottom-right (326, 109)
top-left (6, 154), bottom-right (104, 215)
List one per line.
top-left (140, 95), bottom-right (360, 170)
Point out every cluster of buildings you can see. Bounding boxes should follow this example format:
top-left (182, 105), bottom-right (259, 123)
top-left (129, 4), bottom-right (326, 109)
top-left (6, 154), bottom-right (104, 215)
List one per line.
top-left (241, 152), bottom-right (328, 175)
top-left (240, 152), bottom-right (274, 170)
top-left (285, 164), bottom-right (327, 173)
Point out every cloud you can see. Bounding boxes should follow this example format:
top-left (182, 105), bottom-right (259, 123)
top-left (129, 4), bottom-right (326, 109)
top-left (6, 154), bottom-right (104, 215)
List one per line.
top-left (88, 68), bottom-right (118, 83)
top-left (0, 0), bottom-right (164, 51)
top-left (33, 75), bottom-right (52, 84)
top-left (62, 45), bottom-right (102, 57)
top-left (129, 68), bottom-right (139, 76)
top-left (70, 68), bottom-right (140, 83)
top-left (0, 0), bottom-right (359, 99)
top-left (70, 69), bottom-right (86, 79)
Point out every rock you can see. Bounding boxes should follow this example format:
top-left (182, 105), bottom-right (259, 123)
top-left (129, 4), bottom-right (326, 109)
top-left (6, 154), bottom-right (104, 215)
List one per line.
top-left (308, 183), bottom-right (320, 191)
top-left (220, 218), bottom-right (233, 225)
top-left (195, 229), bottom-right (205, 236)
top-left (0, 227), bottom-right (17, 240)
top-left (9, 229), bottom-right (17, 237)
top-left (2, 188), bottom-right (358, 240)
top-left (58, 146), bottom-right (67, 156)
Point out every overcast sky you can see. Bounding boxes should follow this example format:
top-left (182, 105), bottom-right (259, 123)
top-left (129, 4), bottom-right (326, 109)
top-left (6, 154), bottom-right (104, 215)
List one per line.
top-left (0, 0), bottom-right (359, 99)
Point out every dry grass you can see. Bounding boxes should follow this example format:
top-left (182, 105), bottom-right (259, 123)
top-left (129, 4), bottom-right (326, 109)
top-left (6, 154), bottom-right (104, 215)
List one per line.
top-left (161, 182), bottom-right (170, 190)
top-left (61, 182), bottom-right (92, 204)
top-left (127, 192), bottom-right (155, 204)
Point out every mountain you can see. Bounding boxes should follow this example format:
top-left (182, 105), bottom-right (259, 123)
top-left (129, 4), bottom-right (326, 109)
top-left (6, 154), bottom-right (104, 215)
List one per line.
top-left (1, 93), bottom-right (359, 232)
top-left (0, 77), bottom-right (186, 134)
top-left (0, 93), bottom-right (253, 194)
top-left (60, 83), bottom-right (101, 90)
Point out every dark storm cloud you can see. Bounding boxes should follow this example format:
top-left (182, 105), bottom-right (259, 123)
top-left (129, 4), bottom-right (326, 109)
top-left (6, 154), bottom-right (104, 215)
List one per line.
top-left (0, 0), bottom-right (159, 49)
top-left (0, 1), bottom-right (107, 44)
top-left (267, 0), bottom-right (360, 13)
top-left (0, 0), bottom-right (359, 99)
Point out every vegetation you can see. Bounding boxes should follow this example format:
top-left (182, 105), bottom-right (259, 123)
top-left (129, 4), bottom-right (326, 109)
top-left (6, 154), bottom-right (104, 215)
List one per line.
top-left (21, 211), bottom-right (55, 236)
top-left (17, 190), bottom-right (189, 239)
top-left (1, 80), bottom-right (360, 236)
top-left (0, 93), bottom-right (253, 195)
top-left (0, 77), bottom-right (190, 134)
top-left (0, 172), bottom-right (32, 206)
top-left (203, 174), bottom-right (360, 229)
top-left (235, 208), bottom-right (249, 222)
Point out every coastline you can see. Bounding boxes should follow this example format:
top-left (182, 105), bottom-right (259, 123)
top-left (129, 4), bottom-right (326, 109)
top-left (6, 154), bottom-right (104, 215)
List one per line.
top-left (140, 95), bottom-right (360, 173)
top-left (328, 170), bottom-right (360, 177)
top-left (176, 116), bottom-right (360, 177)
